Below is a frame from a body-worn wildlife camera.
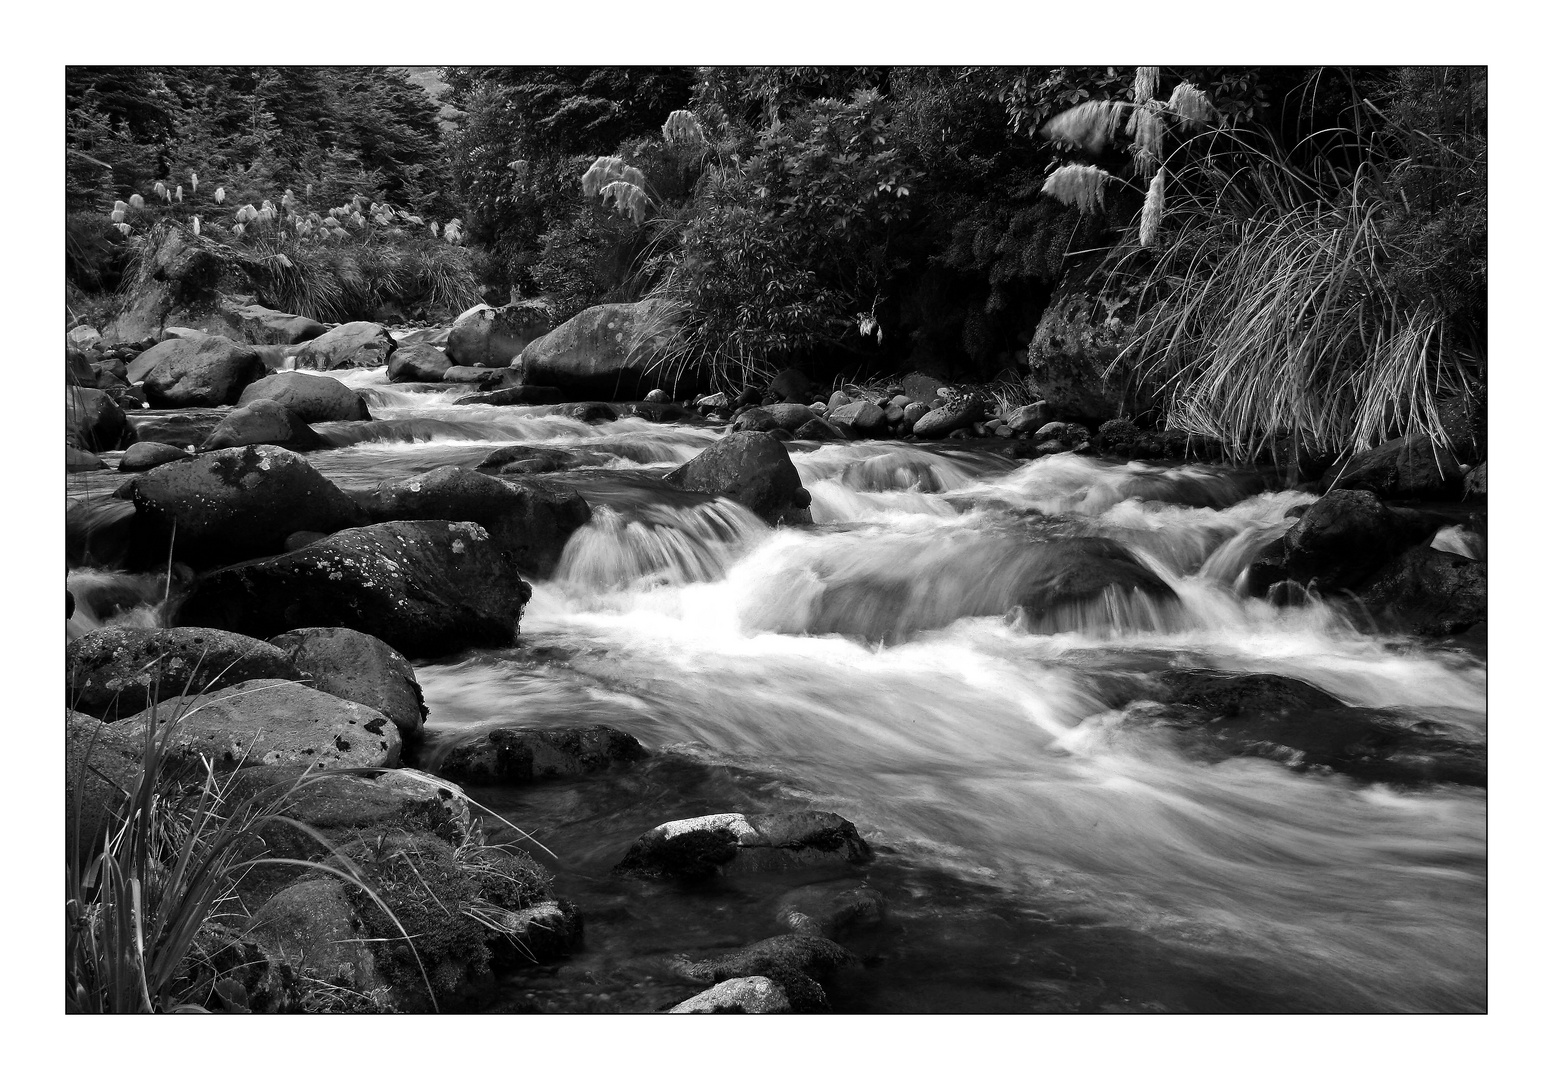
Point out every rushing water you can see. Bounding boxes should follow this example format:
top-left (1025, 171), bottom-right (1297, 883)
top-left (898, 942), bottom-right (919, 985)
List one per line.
top-left (67, 366), bottom-right (1486, 1012)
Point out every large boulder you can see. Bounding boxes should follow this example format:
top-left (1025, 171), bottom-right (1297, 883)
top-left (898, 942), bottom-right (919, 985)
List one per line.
top-left (268, 627), bottom-right (427, 742)
top-left (664, 432), bottom-right (813, 526)
top-left (1025, 256), bottom-right (1157, 423)
top-left (173, 521), bottom-right (533, 659)
top-left (355, 466), bottom-right (591, 578)
top-left (1322, 434), bottom-right (1464, 501)
top-left (446, 300), bottom-right (556, 368)
top-left (1358, 546), bottom-right (1488, 638)
top-left (66, 387), bottom-right (130, 452)
top-left (734, 403), bottom-right (817, 434)
top-left (386, 342), bottom-right (453, 384)
top-left (517, 299), bottom-right (688, 399)
top-left (115, 445), bottom-right (365, 569)
top-left (67, 625), bottom-right (304, 721)
top-left (615, 811), bottom-right (870, 881)
top-left (293, 322), bottom-right (396, 372)
top-left (221, 302), bottom-right (327, 346)
top-left (237, 371), bottom-right (372, 423)
top-left (110, 678), bottom-right (403, 771)
top-left (67, 324), bottom-right (103, 350)
top-left (136, 334), bottom-right (267, 408)
top-left (1280, 489), bottom-right (1435, 592)
top-left (102, 228), bottom-right (225, 342)
top-left (433, 725), bottom-right (648, 784)
top-left (199, 399), bottom-right (324, 453)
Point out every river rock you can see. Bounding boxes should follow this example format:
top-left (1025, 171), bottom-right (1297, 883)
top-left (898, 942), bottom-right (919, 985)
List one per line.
top-left (793, 417), bottom-right (849, 442)
top-left (829, 400), bottom-right (888, 438)
top-left (293, 322), bottom-right (396, 372)
top-left (476, 445), bottom-right (585, 475)
top-left (518, 298), bottom-right (686, 399)
top-left (116, 445), bottom-right (365, 569)
top-left (269, 627), bottom-right (427, 742)
top-left (68, 324), bottom-right (103, 350)
top-left (67, 625), bottom-right (304, 721)
top-left (668, 933), bottom-right (858, 1013)
top-left (441, 365), bottom-right (515, 387)
top-left (455, 384), bottom-right (566, 406)
top-left (1281, 489), bottom-right (1435, 592)
top-left (1463, 461), bottom-right (1486, 500)
top-left (111, 678), bottom-right (403, 770)
top-left (221, 302), bottom-right (327, 346)
top-left (355, 465), bottom-right (591, 578)
top-left (1015, 537), bottom-right (1179, 631)
top-left (826, 390), bottom-right (852, 411)
top-left (386, 342), bottom-right (453, 383)
top-left (433, 725), bottom-right (648, 784)
top-left (617, 401), bottom-right (701, 424)
top-left (66, 447), bottom-right (107, 472)
top-left (173, 521), bottom-right (532, 659)
top-left (1322, 434), bottom-right (1463, 501)
top-left (125, 409), bottom-right (225, 451)
top-left (67, 387), bottom-right (130, 452)
top-left (136, 334), bottom-right (267, 407)
top-left (615, 811), bottom-right (870, 881)
top-left (200, 399), bottom-right (324, 453)
top-left (482, 899), bottom-right (585, 968)
top-left (1007, 401), bottom-right (1053, 434)
top-left (1119, 669), bottom-right (1485, 787)
top-left (669, 977), bottom-right (792, 1014)
top-left (912, 395), bottom-right (983, 439)
top-left (244, 877), bottom-right (387, 1007)
top-left (664, 431), bottom-right (813, 526)
top-left (734, 403), bottom-right (816, 434)
top-left (67, 347), bottom-right (97, 387)
top-left (1358, 546), bottom-right (1487, 638)
top-left (237, 371), bottom-right (372, 423)
top-left (777, 883), bottom-right (888, 939)
top-left (447, 300), bottom-right (556, 368)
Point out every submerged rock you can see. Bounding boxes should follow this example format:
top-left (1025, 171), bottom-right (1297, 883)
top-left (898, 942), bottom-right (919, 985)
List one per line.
top-left (433, 725), bottom-right (648, 784)
top-left (67, 625), bottom-right (304, 721)
top-left (615, 811), bottom-right (870, 880)
top-left (1015, 537), bottom-right (1179, 632)
top-left (174, 520), bottom-right (532, 659)
top-left (664, 431), bottom-right (813, 526)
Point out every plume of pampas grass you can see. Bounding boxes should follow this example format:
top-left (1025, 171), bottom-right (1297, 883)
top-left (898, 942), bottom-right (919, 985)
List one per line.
top-left (599, 180), bottom-right (649, 225)
top-left (1167, 83), bottom-right (1218, 130)
top-left (429, 221), bottom-right (439, 237)
top-left (1133, 66), bottom-right (1160, 104)
top-left (1042, 164), bottom-right (1111, 215)
top-left (214, 187), bottom-right (225, 205)
top-left (1140, 168), bottom-right (1166, 248)
top-left (1040, 100), bottom-right (1126, 156)
top-left (109, 208), bottom-right (125, 223)
top-left (112, 200), bottom-right (128, 214)
top-left (189, 171), bottom-right (198, 192)
top-left (175, 185), bottom-right (183, 202)
top-left (232, 223), bottom-right (246, 238)
top-left (305, 183), bottom-right (313, 199)
top-left (191, 216), bottom-right (200, 236)
top-left (1130, 103), bottom-right (1166, 174)
top-left (662, 109), bottom-right (705, 146)
top-left (581, 156), bottom-right (646, 198)
top-left (154, 181), bottom-right (167, 201)
top-left (129, 194), bottom-right (145, 209)
top-left (114, 222), bottom-right (131, 236)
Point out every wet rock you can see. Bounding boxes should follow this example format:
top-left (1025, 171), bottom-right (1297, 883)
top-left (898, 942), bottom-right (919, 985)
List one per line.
top-left (777, 883), bottom-right (888, 939)
top-left (793, 417), bottom-right (850, 442)
top-left (826, 390), bottom-right (852, 411)
top-left (1015, 537), bottom-right (1179, 630)
top-left (617, 401), bottom-right (701, 424)
top-left (668, 977), bottom-right (792, 1014)
top-left (1281, 489), bottom-right (1435, 592)
top-left (386, 342), bottom-right (453, 383)
top-left (664, 431), bottom-right (813, 526)
top-left (1007, 401), bottom-right (1052, 434)
top-left (829, 400), bottom-right (888, 438)
top-left (1463, 461), bottom-right (1486, 500)
top-left (475, 445), bottom-right (584, 475)
top-left (221, 302), bottom-right (326, 346)
top-left (615, 811), bottom-right (870, 881)
top-left (767, 368), bottom-right (812, 404)
top-left (644, 388), bottom-right (669, 403)
top-left (558, 401), bottom-right (619, 423)
top-left (173, 520), bottom-right (532, 659)
top-left (1119, 669), bottom-right (1486, 787)
top-left (269, 627), bottom-right (427, 742)
top-left (733, 403), bottom-right (816, 433)
top-left (67, 625), bottom-right (304, 721)
top-left (448, 300), bottom-right (556, 368)
top-left (283, 530), bottom-right (328, 551)
top-left (136, 334), bottom-right (267, 407)
top-left (1322, 434), bottom-right (1463, 501)
top-left (668, 933), bottom-right (858, 1013)
top-left (1358, 546), bottom-right (1487, 637)
top-left (901, 401), bottom-right (931, 429)
top-left (442, 365), bottom-right (515, 387)
top-left (115, 445), bottom-right (365, 569)
top-left (912, 394), bottom-right (984, 439)
top-left (237, 371), bottom-right (372, 423)
top-left (293, 321), bottom-right (396, 372)
top-left (67, 387), bottom-right (130, 452)
top-left (108, 678), bottom-right (403, 771)
top-left (455, 384), bottom-right (565, 406)
top-left (355, 465), bottom-right (591, 578)
top-left (482, 899), bottom-right (584, 968)
top-left (433, 725), bottom-right (648, 784)
top-left (694, 392), bottom-right (729, 411)
top-left (66, 447), bottom-right (107, 472)
top-left (200, 399), bottom-right (324, 453)
top-left (519, 299), bottom-right (687, 400)
top-left (125, 409), bottom-right (225, 451)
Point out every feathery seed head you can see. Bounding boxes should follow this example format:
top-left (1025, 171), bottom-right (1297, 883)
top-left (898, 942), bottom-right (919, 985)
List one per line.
top-left (129, 193), bottom-right (145, 209)
top-left (1166, 83), bottom-right (1218, 130)
top-left (1042, 164), bottom-right (1112, 215)
top-left (1140, 168), bottom-right (1166, 248)
top-left (1133, 67), bottom-right (1160, 104)
top-left (1040, 100), bottom-right (1126, 156)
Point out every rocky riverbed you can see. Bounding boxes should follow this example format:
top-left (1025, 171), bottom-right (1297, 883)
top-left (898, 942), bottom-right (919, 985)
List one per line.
top-left (65, 303), bottom-right (1487, 1013)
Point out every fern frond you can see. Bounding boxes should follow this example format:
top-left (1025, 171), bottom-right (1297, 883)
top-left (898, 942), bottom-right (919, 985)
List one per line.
top-left (1042, 164), bottom-right (1111, 215)
top-left (1040, 100), bottom-right (1126, 156)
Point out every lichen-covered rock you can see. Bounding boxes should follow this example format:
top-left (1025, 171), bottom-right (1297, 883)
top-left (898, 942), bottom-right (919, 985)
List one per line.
top-left (386, 342), bottom-right (453, 384)
top-left (67, 387), bottom-right (130, 452)
top-left (518, 299), bottom-right (688, 399)
top-left (136, 334), bottom-right (267, 407)
top-left (109, 678), bottom-right (403, 771)
top-left (199, 399), bottom-right (323, 453)
top-left (668, 977), bottom-right (792, 1014)
top-left (355, 465), bottom-right (591, 578)
top-left (221, 302), bottom-right (327, 346)
top-left (268, 626), bottom-right (427, 741)
top-left (615, 811), bottom-right (870, 880)
top-left (1322, 434), bottom-right (1463, 501)
top-left (664, 431), bottom-right (813, 527)
top-left (67, 625), bottom-right (304, 721)
top-left (1025, 264), bottom-right (1156, 422)
top-left (237, 371), bottom-right (372, 423)
top-left (115, 445), bottom-right (365, 569)
top-left (447, 300), bottom-right (556, 368)
top-left (433, 725), bottom-right (648, 784)
top-left (293, 322), bottom-right (396, 372)
top-left (173, 520), bottom-right (532, 659)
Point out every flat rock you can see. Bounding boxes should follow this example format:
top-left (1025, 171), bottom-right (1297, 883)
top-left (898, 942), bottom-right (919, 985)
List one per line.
top-left (269, 626), bottom-right (427, 741)
top-left (668, 977), bottom-right (792, 1014)
top-left (221, 303), bottom-right (327, 346)
top-left (293, 322), bottom-right (396, 372)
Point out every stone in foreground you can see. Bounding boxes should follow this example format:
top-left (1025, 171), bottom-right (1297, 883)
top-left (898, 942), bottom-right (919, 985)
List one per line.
top-left (269, 626), bottom-right (428, 742)
top-left (668, 977), bottom-right (792, 1014)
